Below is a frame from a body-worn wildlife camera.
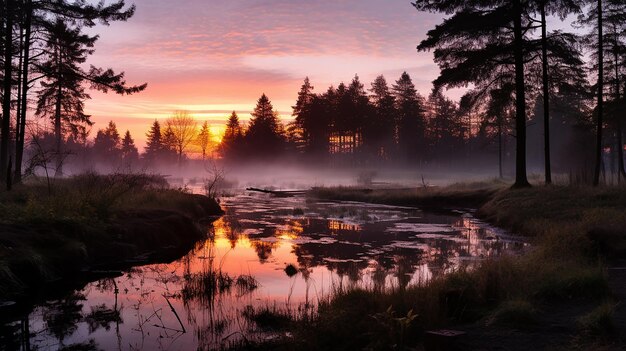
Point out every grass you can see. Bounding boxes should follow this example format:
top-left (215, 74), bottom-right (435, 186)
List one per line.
top-left (0, 172), bottom-right (223, 300)
top-left (234, 183), bottom-right (626, 350)
top-left (309, 178), bottom-right (507, 210)
top-left (577, 302), bottom-right (616, 337)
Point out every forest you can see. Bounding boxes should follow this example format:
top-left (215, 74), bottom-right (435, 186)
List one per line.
top-left (0, 1), bottom-right (623, 187)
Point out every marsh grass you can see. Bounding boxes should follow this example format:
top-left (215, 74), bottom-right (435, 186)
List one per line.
top-left (271, 183), bottom-right (626, 350)
top-left (0, 172), bottom-right (222, 299)
top-left (310, 178), bottom-right (507, 210)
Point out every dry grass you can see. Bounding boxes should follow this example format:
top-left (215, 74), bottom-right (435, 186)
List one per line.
top-left (248, 183), bottom-right (626, 350)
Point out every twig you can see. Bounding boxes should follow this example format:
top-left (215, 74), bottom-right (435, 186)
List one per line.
top-left (163, 294), bottom-right (186, 333)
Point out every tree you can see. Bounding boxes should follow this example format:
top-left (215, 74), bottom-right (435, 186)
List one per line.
top-left (34, 19), bottom-right (145, 177)
top-left (415, 0), bottom-right (533, 187)
top-left (579, 0), bottom-right (626, 182)
top-left (392, 72), bottom-right (426, 162)
top-left (292, 77), bottom-right (315, 151)
top-left (161, 125), bottom-right (178, 162)
top-left (1, 0), bottom-right (15, 184)
top-left (220, 111), bottom-right (244, 160)
top-left (196, 120), bottom-right (212, 160)
top-left (428, 90), bottom-right (462, 160)
top-left (530, 0), bottom-right (584, 184)
top-left (93, 121), bottom-right (121, 164)
top-left (166, 110), bottom-right (198, 163)
top-left (245, 94), bottom-right (285, 157)
top-left (144, 120), bottom-right (162, 162)
top-left (4, 0), bottom-right (143, 182)
top-left (121, 130), bottom-right (138, 163)
top-left (367, 75), bottom-right (396, 159)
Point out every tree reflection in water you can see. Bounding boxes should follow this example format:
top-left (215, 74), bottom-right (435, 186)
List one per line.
top-left (8, 193), bottom-right (526, 350)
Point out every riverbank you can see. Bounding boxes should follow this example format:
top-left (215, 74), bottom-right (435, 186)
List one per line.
top-left (239, 183), bottom-right (626, 350)
top-left (0, 173), bottom-right (223, 302)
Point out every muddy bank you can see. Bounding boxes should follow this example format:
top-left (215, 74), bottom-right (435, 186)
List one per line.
top-left (0, 192), bottom-right (223, 302)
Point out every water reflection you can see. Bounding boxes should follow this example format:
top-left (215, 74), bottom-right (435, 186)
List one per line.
top-left (3, 193), bottom-right (526, 350)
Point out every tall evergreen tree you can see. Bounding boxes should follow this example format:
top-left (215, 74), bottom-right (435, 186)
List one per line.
top-left (292, 77), bottom-right (315, 151)
top-left (3, 0), bottom-right (142, 182)
top-left (530, 0), bottom-right (584, 184)
top-left (121, 130), bottom-right (138, 163)
top-left (34, 19), bottom-right (145, 176)
top-left (144, 120), bottom-right (162, 162)
top-left (220, 111), bottom-right (244, 160)
top-left (93, 120), bottom-right (121, 164)
top-left (368, 75), bottom-right (396, 159)
top-left (196, 120), bottom-right (211, 160)
top-left (415, 0), bottom-right (533, 187)
top-left (245, 94), bottom-right (285, 157)
top-left (392, 72), bottom-right (426, 162)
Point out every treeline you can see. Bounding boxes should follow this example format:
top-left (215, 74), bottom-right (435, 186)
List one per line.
top-left (216, 72), bottom-right (592, 178)
top-left (0, 0), bottom-right (144, 184)
top-left (218, 74), bottom-right (473, 166)
top-left (28, 111), bottom-right (214, 173)
top-left (218, 0), bottom-right (626, 186)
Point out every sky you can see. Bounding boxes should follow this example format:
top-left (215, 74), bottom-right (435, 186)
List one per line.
top-left (82, 0), bottom-right (447, 150)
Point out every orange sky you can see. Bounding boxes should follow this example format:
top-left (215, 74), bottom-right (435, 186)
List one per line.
top-left (80, 0), bottom-right (452, 151)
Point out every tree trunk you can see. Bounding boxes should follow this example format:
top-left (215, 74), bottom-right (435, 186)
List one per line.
top-left (594, 0), bottom-right (604, 186)
top-left (14, 0), bottom-right (32, 183)
top-left (613, 27), bottom-right (626, 180)
top-left (541, 3), bottom-right (551, 184)
top-left (55, 72), bottom-right (63, 177)
top-left (512, 0), bottom-right (530, 188)
top-left (1, 0), bottom-right (14, 183)
top-left (498, 114), bottom-right (503, 179)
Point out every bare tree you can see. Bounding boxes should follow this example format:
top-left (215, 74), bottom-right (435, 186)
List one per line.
top-left (24, 127), bottom-right (71, 195)
top-left (204, 161), bottom-right (225, 199)
top-left (166, 111), bottom-right (198, 163)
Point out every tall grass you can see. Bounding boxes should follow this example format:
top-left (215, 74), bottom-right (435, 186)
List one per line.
top-left (254, 184), bottom-right (626, 350)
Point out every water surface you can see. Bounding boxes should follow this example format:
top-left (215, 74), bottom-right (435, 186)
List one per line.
top-left (2, 192), bottom-right (526, 350)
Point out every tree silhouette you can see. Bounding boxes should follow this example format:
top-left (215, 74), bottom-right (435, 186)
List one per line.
top-left (121, 130), bottom-right (138, 164)
top-left (392, 72), bottom-right (426, 162)
top-left (415, 0), bottom-right (533, 187)
top-left (144, 120), bottom-right (162, 163)
top-left (530, 0), bottom-right (584, 184)
top-left (166, 111), bottom-right (198, 164)
top-left (220, 111), bottom-right (245, 160)
top-left (2, 0), bottom-right (143, 183)
top-left (93, 121), bottom-right (121, 164)
top-left (245, 94), bottom-right (285, 158)
top-left (368, 75), bottom-right (397, 159)
top-left (196, 120), bottom-right (212, 160)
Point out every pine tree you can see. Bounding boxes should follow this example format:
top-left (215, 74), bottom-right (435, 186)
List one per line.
top-left (245, 94), bottom-right (285, 157)
top-left (161, 126), bottom-right (178, 161)
top-left (34, 19), bottom-right (145, 176)
top-left (197, 121), bottom-right (211, 160)
top-left (292, 77), bottom-right (315, 152)
top-left (121, 130), bottom-right (139, 163)
top-left (144, 120), bottom-right (162, 162)
top-left (368, 75), bottom-right (397, 159)
top-left (392, 72), bottom-right (426, 162)
top-left (415, 0), bottom-right (533, 187)
top-left (220, 111), bottom-right (244, 160)
top-left (93, 121), bottom-right (121, 164)
top-left (531, 0), bottom-right (585, 184)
